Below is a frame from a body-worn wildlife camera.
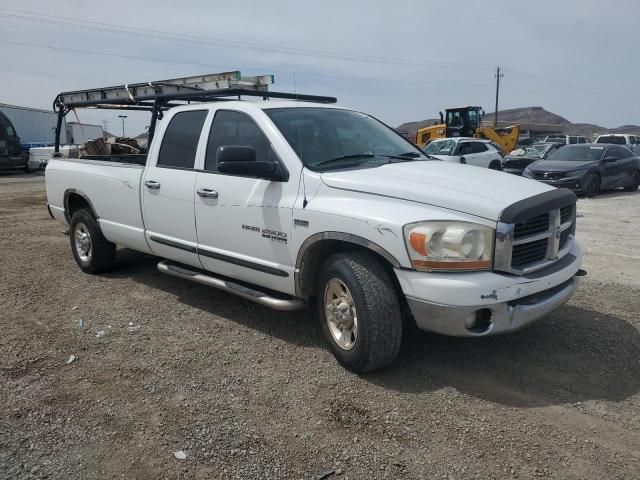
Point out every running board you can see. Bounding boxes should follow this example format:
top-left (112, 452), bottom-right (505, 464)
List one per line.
top-left (157, 261), bottom-right (306, 311)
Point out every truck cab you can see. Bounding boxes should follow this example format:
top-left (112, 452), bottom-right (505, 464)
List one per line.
top-left (0, 111), bottom-right (26, 171)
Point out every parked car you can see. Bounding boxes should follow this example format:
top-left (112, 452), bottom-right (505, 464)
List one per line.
top-left (0, 110), bottom-right (28, 172)
top-left (595, 134), bottom-right (640, 152)
top-left (543, 135), bottom-right (591, 145)
top-left (503, 142), bottom-right (564, 175)
top-left (423, 137), bottom-right (503, 169)
top-left (523, 144), bottom-right (640, 197)
top-left (46, 78), bottom-right (584, 373)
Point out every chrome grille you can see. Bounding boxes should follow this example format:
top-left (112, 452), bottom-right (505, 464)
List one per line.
top-left (494, 202), bottom-right (576, 275)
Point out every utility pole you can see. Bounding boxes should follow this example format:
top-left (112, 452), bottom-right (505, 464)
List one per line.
top-left (494, 66), bottom-right (503, 128)
top-left (118, 115), bottom-right (127, 137)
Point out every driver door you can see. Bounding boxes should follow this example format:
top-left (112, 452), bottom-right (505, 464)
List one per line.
top-left (194, 108), bottom-right (298, 294)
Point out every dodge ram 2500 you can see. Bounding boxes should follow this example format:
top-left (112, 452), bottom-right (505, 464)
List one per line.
top-left (46, 78), bottom-right (583, 372)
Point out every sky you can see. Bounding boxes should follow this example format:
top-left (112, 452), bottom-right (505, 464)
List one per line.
top-left (0, 0), bottom-right (639, 137)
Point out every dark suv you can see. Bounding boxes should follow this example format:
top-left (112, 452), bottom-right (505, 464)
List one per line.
top-left (0, 111), bottom-right (28, 172)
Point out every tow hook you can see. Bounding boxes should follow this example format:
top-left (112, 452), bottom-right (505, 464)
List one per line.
top-left (575, 269), bottom-right (587, 277)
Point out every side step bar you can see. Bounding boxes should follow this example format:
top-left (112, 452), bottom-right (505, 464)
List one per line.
top-left (157, 261), bottom-right (306, 311)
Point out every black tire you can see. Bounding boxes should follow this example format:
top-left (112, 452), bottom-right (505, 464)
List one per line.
top-left (317, 252), bottom-right (403, 373)
top-left (583, 174), bottom-right (600, 197)
top-left (69, 208), bottom-right (116, 274)
top-left (489, 160), bottom-right (502, 171)
top-left (623, 171), bottom-right (640, 192)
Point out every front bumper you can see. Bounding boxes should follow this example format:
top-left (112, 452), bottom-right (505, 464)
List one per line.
top-left (525, 175), bottom-right (585, 191)
top-left (397, 240), bottom-right (582, 337)
top-left (28, 158), bottom-right (48, 171)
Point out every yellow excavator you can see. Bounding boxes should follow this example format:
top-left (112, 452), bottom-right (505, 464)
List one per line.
top-left (416, 106), bottom-right (520, 155)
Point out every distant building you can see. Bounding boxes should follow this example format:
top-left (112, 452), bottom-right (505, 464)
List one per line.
top-left (65, 122), bottom-right (104, 145)
top-left (0, 103), bottom-right (66, 146)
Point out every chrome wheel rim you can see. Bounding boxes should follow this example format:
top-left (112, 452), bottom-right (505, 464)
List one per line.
top-left (324, 278), bottom-right (358, 350)
top-left (74, 222), bottom-right (92, 263)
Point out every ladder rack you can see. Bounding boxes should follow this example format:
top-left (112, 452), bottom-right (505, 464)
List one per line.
top-left (52, 71), bottom-right (337, 152)
top-left (55, 71), bottom-right (275, 108)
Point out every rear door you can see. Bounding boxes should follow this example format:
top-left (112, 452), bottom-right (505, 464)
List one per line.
top-left (194, 108), bottom-right (297, 294)
top-left (141, 109), bottom-right (209, 269)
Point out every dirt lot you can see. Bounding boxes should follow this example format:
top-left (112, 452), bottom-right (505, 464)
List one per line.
top-left (1, 172), bottom-right (639, 479)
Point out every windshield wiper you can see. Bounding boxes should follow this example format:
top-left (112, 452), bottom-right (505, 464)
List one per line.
top-left (314, 154), bottom-right (376, 168)
top-left (395, 151), bottom-right (422, 158)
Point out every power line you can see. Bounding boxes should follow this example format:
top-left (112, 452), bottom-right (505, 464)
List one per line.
top-left (508, 68), bottom-right (640, 102)
top-left (0, 8), bottom-right (494, 71)
top-left (0, 39), bottom-right (489, 89)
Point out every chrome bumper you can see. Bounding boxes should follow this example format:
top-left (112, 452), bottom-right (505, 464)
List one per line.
top-left (406, 277), bottom-right (578, 337)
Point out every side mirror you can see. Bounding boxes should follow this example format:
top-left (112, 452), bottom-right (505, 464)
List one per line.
top-left (459, 156), bottom-right (467, 164)
top-left (216, 145), bottom-right (285, 180)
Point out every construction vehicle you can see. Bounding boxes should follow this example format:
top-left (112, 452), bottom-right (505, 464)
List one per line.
top-left (416, 106), bottom-right (520, 155)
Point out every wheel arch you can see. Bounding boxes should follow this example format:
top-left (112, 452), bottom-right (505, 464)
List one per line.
top-left (64, 189), bottom-right (98, 223)
top-left (295, 232), bottom-right (402, 299)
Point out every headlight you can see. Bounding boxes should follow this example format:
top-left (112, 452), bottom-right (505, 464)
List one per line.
top-left (522, 168), bottom-right (533, 178)
top-left (564, 169), bottom-right (587, 177)
top-left (404, 221), bottom-right (494, 271)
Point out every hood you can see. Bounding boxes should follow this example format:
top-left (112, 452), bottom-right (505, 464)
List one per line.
top-left (503, 155), bottom-right (540, 167)
top-left (320, 161), bottom-right (553, 221)
top-left (528, 160), bottom-right (597, 172)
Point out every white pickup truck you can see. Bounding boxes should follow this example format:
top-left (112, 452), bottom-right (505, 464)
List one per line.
top-left (46, 75), bottom-right (583, 372)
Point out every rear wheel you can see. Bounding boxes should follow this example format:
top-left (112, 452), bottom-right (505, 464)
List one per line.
top-left (317, 252), bottom-right (403, 373)
top-left (583, 174), bottom-right (600, 197)
top-left (623, 171), bottom-right (640, 192)
top-left (489, 160), bottom-right (502, 171)
top-left (69, 208), bottom-right (116, 273)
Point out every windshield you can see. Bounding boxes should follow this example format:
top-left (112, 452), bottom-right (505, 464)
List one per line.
top-left (596, 136), bottom-right (626, 145)
top-left (547, 145), bottom-right (603, 161)
top-left (265, 107), bottom-right (424, 170)
top-left (511, 143), bottom-right (552, 158)
top-left (424, 139), bottom-right (456, 155)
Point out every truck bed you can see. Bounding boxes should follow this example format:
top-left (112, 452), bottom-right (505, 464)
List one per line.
top-left (46, 157), bottom-right (151, 254)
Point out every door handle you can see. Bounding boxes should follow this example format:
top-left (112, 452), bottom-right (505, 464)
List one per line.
top-left (197, 187), bottom-right (219, 199)
top-left (144, 180), bottom-right (161, 190)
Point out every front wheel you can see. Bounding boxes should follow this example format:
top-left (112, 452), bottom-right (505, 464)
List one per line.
top-left (583, 174), bottom-right (600, 197)
top-left (489, 160), bottom-right (502, 171)
top-left (69, 209), bottom-right (116, 273)
top-left (317, 252), bottom-right (403, 373)
top-left (623, 171), bottom-right (640, 192)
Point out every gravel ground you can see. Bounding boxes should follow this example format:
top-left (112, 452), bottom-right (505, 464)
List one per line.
top-left (0, 174), bottom-right (639, 479)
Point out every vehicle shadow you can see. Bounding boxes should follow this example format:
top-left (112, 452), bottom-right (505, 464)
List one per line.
top-left (107, 249), bottom-right (640, 408)
top-left (366, 305), bottom-right (640, 407)
top-left (576, 188), bottom-right (639, 200)
top-left (105, 249), bottom-right (323, 349)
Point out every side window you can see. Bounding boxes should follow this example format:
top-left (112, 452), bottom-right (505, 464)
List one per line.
top-left (607, 147), bottom-right (628, 159)
top-left (157, 110), bottom-right (207, 169)
top-left (457, 142), bottom-right (473, 155)
top-left (470, 142), bottom-right (488, 153)
top-left (569, 136), bottom-right (577, 144)
top-left (205, 110), bottom-right (277, 171)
